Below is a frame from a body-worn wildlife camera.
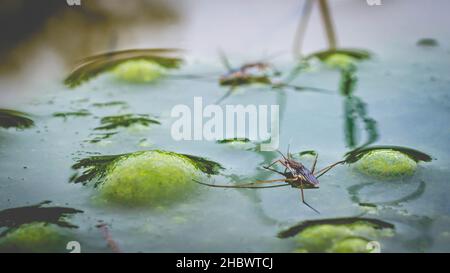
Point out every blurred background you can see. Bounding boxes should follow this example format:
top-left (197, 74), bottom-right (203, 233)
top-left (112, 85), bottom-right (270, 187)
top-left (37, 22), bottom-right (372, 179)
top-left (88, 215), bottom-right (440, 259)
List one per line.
top-left (1, 0), bottom-right (449, 103)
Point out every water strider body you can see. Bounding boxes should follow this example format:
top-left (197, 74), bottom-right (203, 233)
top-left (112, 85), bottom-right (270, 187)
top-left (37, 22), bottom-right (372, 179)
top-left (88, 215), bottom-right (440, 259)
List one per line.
top-left (194, 150), bottom-right (345, 213)
top-left (214, 52), bottom-right (331, 104)
top-left (219, 62), bottom-right (277, 87)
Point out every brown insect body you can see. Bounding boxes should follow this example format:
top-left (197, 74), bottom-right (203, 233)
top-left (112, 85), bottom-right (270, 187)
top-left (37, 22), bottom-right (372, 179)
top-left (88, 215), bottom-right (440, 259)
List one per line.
top-left (277, 158), bottom-right (320, 189)
top-left (219, 62), bottom-right (276, 87)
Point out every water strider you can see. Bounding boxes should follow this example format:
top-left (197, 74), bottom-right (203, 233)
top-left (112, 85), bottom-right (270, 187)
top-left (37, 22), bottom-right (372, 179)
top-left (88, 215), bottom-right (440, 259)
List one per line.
top-left (214, 51), bottom-right (331, 104)
top-left (194, 148), bottom-right (346, 214)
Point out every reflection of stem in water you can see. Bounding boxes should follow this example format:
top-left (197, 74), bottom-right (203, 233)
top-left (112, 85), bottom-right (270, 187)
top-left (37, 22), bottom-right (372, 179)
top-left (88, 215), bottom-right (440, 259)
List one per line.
top-left (292, 0), bottom-right (314, 57)
top-left (292, 0), bottom-right (337, 56)
top-left (318, 0), bottom-right (337, 50)
top-left (341, 65), bottom-right (378, 149)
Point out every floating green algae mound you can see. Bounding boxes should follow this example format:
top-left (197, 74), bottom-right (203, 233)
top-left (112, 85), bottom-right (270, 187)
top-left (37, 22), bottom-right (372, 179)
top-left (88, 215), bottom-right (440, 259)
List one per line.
top-left (306, 48), bottom-right (371, 70)
top-left (293, 221), bottom-right (391, 253)
top-left (101, 151), bottom-right (200, 206)
top-left (0, 201), bottom-right (82, 253)
top-left (354, 149), bottom-right (417, 179)
top-left (64, 48), bottom-right (183, 88)
top-left (0, 223), bottom-right (66, 253)
top-left (113, 59), bottom-right (167, 83)
top-left (344, 146), bottom-right (432, 180)
top-left (71, 150), bottom-right (224, 207)
top-left (329, 237), bottom-right (371, 253)
top-left (279, 218), bottom-right (394, 253)
top-left (323, 53), bottom-right (358, 70)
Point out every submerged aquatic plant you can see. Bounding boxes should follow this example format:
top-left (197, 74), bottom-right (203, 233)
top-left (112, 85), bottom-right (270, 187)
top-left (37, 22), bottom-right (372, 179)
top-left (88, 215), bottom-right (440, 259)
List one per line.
top-left (64, 48), bottom-right (183, 88)
top-left (278, 217), bottom-right (394, 253)
top-left (94, 114), bottom-right (160, 130)
top-left (70, 150), bottom-right (224, 206)
top-left (0, 109), bottom-right (34, 129)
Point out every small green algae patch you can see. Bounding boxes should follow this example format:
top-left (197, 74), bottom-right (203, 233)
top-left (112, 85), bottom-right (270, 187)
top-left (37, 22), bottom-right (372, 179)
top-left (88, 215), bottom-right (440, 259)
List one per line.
top-left (53, 109), bottom-right (91, 120)
top-left (95, 114), bottom-right (160, 130)
top-left (216, 138), bottom-right (256, 150)
top-left (354, 149), bottom-right (417, 179)
top-left (113, 59), bottom-right (167, 83)
top-left (417, 38), bottom-right (439, 47)
top-left (292, 221), bottom-right (391, 253)
top-left (91, 101), bottom-right (129, 108)
top-left (100, 151), bottom-right (201, 206)
top-left (0, 223), bottom-right (66, 253)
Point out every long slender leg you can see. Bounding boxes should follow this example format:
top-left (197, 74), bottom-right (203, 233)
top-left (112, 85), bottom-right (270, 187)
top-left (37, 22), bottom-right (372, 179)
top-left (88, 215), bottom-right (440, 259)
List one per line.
top-left (255, 178), bottom-right (293, 184)
top-left (314, 160), bottom-right (346, 178)
top-left (264, 159), bottom-right (282, 169)
top-left (193, 178), bottom-right (294, 189)
top-left (215, 86), bottom-right (236, 104)
top-left (299, 180), bottom-right (320, 214)
top-left (263, 166), bottom-right (285, 176)
top-left (311, 153), bottom-right (319, 173)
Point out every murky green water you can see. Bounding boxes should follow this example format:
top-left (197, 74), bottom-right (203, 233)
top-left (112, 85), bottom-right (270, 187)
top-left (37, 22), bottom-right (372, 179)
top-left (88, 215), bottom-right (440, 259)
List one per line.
top-left (1, 40), bottom-right (449, 253)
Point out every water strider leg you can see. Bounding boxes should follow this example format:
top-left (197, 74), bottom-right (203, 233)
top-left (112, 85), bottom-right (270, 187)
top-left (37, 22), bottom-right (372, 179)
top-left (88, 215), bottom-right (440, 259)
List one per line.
top-left (193, 178), bottom-right (294, 189)
top-left (299, 180), bottom-right (320, 214)
top-left (215, 86), bottom-right (237, 104)
top-left (314, 160), bottom-right (346, 178)
top-left (264, 159), bottom-right (282, 169)
top-left (311, 153), bottom-right (319, 173)
top-left (263, 166), bottom-right (285, 176)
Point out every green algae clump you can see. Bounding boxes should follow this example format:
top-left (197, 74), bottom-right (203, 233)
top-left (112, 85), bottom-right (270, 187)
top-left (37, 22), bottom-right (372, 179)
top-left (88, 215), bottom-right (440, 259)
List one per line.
top-left (113, 59), bottom-right (166, 83)
top-left (293, 221), bottom-right (391, 253)
top-left (100, 151), bottom-right (201, 207)
top-left (355, 149), bottom-right (417, 179)
top-left (0, 223), bottom-right (66, 253)
top-left (323, 53), bottom-right (357, 70)
top-left (330, 237), bottom-right (370, 253)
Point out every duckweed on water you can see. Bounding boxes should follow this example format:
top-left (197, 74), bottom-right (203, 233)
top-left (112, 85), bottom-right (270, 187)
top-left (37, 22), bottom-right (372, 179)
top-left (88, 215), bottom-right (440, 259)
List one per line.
top-left (71, 150), bottom-right (224, 207)
top-left (278, 218), bottom-right (394, 253)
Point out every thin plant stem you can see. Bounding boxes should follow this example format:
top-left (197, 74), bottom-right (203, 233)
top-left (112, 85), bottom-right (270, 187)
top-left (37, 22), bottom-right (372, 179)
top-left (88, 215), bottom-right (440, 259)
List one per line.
top-left (318, 0), bottom-right (337, 50)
